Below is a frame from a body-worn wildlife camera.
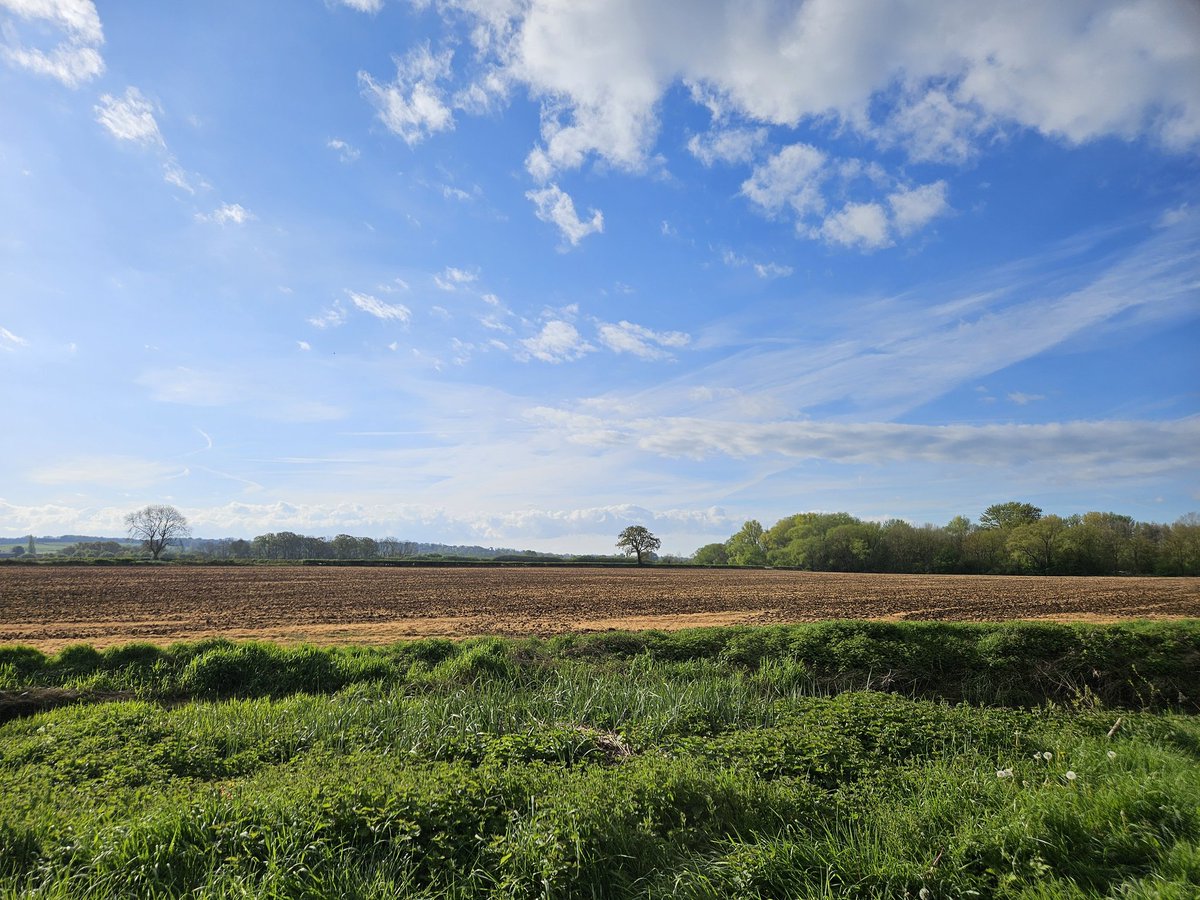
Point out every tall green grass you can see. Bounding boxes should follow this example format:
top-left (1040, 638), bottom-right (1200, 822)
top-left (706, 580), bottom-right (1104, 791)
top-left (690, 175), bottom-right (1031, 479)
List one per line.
top-left (0, 621), bottom-right (1197, 897)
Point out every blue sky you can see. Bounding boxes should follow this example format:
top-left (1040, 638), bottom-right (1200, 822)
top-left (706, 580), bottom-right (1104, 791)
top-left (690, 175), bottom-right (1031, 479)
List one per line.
top-left (1, 0), bottom-right (1198, 554)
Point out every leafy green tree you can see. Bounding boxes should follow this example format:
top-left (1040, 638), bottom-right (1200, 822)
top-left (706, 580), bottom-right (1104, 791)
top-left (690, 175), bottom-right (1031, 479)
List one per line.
top-left (616, 525), bottom-right (661, 565)
top-left (980, 501), bottom-right (1042, 530)
top-left (726, 520), bottom-right (767, 566)
top-left (692, 543), bottom-right (729, 565)
top-left (1007, 515), bottom-right (1067, 574)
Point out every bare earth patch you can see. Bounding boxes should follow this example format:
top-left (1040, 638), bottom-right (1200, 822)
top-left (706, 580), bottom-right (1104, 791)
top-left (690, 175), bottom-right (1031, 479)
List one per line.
top-left (0, 566), bottom-right (1196, 651)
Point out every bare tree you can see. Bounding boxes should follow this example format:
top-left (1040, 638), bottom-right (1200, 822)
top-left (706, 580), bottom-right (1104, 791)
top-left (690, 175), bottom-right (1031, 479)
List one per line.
top-left (125, 504), bottom-right (191, 560)
top-left (616, 525), bottom-right (661, 565)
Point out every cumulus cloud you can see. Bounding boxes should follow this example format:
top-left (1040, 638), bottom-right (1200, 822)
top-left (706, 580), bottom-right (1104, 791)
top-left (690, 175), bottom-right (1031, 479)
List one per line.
top-left (359, 43), bottom-right (455, 145)
top-left (0, 0), bottom-right (105, 86)
top-left (525, 184), bottom-right (604, 246)
top-left (818, 202), bottom-right (892, 250)
top-left (888, 181), bottom-right (950, 236)
top-left (347, 290), bottom-right (411, 322)
top-left (596, 320), bottom-right (691, 360)
top-left (385, 0), bottom-right (1200, 248)
top-left (741, 143), bottom-right (827, 217)
top-left (519, 320), bottom-right (594, 363)
top-left (687, 126), bottom-right (767, 166)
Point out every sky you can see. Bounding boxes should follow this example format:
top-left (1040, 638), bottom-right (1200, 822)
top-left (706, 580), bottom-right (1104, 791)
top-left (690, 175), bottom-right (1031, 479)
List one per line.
top-left (1, 0), bottom-right (1198, 555)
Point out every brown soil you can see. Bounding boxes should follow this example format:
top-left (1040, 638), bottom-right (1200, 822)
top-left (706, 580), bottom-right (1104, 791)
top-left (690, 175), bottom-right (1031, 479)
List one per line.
top-left (0, 566), bottom-right (1196, 651)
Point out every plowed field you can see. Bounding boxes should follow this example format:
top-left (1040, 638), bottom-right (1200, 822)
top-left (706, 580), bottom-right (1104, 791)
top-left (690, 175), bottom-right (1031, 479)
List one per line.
top-left (1, 566), bottom-right (1197, 650)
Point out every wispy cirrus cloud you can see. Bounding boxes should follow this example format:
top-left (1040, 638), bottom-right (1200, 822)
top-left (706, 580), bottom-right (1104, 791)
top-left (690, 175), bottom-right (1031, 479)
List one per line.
top-left (196, 203), bottom-right (254, 225)
top-left (347, 290), bottom-right (411, 322)
top-left (1, 326), bottom-right (29, 351)
top-left (596, 320), bottom-right (690, 360)
top-left (94, 87), bottom-right (162, 145)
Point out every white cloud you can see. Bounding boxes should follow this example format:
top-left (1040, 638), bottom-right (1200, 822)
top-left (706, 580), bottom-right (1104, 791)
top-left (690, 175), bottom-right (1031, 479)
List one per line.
top-left (347, 290), bottom-right (411, 322)
top-left (94, 86), bottom-right (162, 145)
top-left (162, 161), bottom-right (195, 193)
top-left (888, 181), bottom-right (950, 236)
top-left (519, 320), bottom-right (594, 363)
top-left (327, 137), bottom-right (361, 162)
top-left (1008, 392), bottom-right (1046, 405)
top-left (608, 222), bottom-right (1200, 424)
top-left (433, 266), bottom-right (478, 290)
top-left (530, 407), bottom-right (1200, 479)
top-left (334, 0), bottom-right (383, 12)
top-left (1, 326), bottom-right (28, 351)
top-left (308, 302), bottom-right (347, 329)
top-left (525, 184), bottom-right (603, 246)
top-left (687, 126), bottom-right (767, 166)
top-left (818, 201), bottom-right (892, 250)
top-left (0, 0), bottom-right (104, 86)
top-left (196, 203), bottom-right (254, 225)
top-left (741, 143), bottom-right (827, 217)
top-left (297, 340), bottom-right (311, 351)
top-left (1157, 204), bottom-right (1191, 229)
top-left (753, 262), bottom-right (793, 279)
top-left (880, 89), bottom-right (983, 164)
top-left (596, 320), bottom-right (690, 360)
top-left (466, 0), bottom-right (1200, 166)
top-left (359, 43), bottom-right (455, 145)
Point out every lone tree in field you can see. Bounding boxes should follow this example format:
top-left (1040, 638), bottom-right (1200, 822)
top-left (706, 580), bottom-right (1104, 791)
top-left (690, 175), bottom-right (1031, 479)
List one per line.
top-left (617, 525), bottom-right (661, 565)
top-left (125, 504), bottom-right (191, 560)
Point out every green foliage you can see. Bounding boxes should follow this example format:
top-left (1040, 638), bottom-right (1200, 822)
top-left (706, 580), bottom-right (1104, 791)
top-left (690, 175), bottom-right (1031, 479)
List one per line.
top-left (1, 643), bottom-right (1198, 897)
top-left (696, 503), bottom-right (1200, 575)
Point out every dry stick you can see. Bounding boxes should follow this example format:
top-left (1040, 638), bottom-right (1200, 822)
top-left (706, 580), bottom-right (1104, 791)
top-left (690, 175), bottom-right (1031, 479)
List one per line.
top-left (1107, 717), bottom-right (1123, 739)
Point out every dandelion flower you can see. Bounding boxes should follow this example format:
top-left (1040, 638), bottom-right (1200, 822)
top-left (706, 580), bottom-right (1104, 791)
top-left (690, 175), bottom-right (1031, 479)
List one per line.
top-left (1107, 750), bottom-right (1117, 760)
top-left (996, 768), bottom-right (1014, 778)
top-left (1065, 771), bottom-right (1077, 781)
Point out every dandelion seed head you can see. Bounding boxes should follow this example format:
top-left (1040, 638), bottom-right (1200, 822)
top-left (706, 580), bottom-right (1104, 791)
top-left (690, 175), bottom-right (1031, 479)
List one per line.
top-left (1107, 750), bottom-right (1117, 760)
top-left (1065, 770), bottom-right (1077, 781)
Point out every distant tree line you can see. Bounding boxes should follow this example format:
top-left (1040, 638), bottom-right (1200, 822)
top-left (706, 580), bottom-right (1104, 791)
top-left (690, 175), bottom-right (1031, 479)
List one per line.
top-left (692, 502), bottom-right (1200, 576)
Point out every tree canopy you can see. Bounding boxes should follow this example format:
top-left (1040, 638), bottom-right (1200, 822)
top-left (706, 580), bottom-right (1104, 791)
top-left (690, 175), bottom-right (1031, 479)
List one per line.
top-left (616, 525), bottom-right (661, 565)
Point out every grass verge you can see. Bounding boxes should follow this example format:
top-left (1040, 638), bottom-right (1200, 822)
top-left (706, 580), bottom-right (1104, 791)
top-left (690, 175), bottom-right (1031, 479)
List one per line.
top-left (0, 620), bottom-right (1197, 897)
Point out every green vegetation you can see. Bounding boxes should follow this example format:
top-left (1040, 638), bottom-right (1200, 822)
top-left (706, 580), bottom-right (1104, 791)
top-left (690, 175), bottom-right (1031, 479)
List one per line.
top-left (696, 504), bottom-right (1200, 575)
top-left (1, 621), bottom-right (1198, 898)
